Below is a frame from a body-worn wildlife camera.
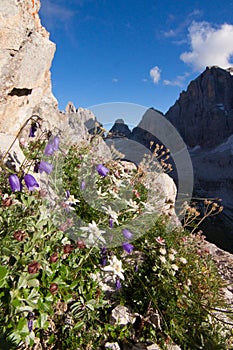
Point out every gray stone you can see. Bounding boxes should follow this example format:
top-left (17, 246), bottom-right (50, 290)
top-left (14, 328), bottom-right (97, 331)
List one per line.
top-left (110, 305), bottom-right (136, 326)
top-left (105, 342), bottom-right (121, 350)
top-left (0, 0), bottom-right (61, 135)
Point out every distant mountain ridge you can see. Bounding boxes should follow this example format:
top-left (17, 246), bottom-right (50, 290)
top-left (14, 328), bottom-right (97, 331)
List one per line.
top-left (108, 66), bottom-right (233, 252)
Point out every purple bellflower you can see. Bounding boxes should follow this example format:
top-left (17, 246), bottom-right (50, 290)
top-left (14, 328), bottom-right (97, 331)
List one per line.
top-left (122, 242), bottom-right (134, 254)
top-left (100, 247), bottom-right (108, 266)
top-left (96, 164), bottom-right (109, 177)
top-left (9, 174), bottom-right (21, 192)
top-left (27, 312), bottom-right (34, 332)
top-left (109, 218), bottom-right (114, 228)
top-left (44, 135), bottom-right (60, 155)
top-left (24, 174), bottom-right (39, 191)
top-left (122, 229), bottom-right (133, 240)
top-left (80, 180), bottom-right (86, 190)
top-left (38, 161), bottom-right (53, 174)
top-left (52, 135), bottom-right (60, 151)
top-left (116, 278), bottom-right (122, 290)
top-left (29, 122), bottom-right (38, 137)
top-left (44, 143), bottom-right (55, 156)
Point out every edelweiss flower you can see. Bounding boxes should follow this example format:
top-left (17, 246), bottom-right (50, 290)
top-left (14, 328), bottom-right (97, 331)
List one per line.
top-left (80, 221), bottom-right (106, 245)
top-left (65, 194), bottom-right (79, 206)
top-left (179, 257), bottom-right (187, 264)
top-left (168, 253), bottom-right (175, 261)
top-left (102, 255), bottom-right (124, 280)
top-left (171, 264), bottom-right (179, 271)
top-left (141, 201), bottom-right (155, 213)
top-left (102, 205), bottom-right (119, 225)
top-left (125, 199), bottom-right (139, 211)
top-left (159, 247), bottom-right (167, 255)
top-left (97, 187), bottom-right (108, 197)
top-left (159, 255), bottom-right (166, 264)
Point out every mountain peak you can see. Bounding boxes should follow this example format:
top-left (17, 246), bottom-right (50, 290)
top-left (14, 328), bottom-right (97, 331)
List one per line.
top-left (165, 67), bottom-right (233, 148)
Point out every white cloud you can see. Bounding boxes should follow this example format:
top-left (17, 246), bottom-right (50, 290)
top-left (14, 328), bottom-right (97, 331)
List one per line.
top-left (40, 0), bottom-right (76, 29)
top-left (180, 21), bottom-right (233, 71)
top-left (150, 66), bottom-right (161, 84)
top-left (163, 72), bottom-right (190, 87)
top-left (163, 29), bottom-right (176, 38)
top-left (112, 78), bottom-right (119, 83)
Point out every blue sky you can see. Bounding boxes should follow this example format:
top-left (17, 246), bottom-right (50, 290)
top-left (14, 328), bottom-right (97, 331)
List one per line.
top-left (39, 0), bottom-right (233, 125)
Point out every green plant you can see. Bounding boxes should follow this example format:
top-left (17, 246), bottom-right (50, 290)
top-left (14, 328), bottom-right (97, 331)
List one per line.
top-left (0, 117), bottom-right (232, 349)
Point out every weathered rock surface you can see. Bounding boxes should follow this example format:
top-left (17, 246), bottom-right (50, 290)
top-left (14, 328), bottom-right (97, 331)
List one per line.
top-left (164, 67), bottom-right (233, 252)
top-left (108, 119), bottom-right (132, 138)
top-left (0, 0), bottom-right (60, 135)
top-left (165, 66), bottom-right (233, 149)
top-left (190, 137), bottom-right (233, 252)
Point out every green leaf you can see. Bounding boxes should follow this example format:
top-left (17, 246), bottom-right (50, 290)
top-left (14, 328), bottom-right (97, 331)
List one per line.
top-left (0, 265), bottom-right (8, 287)
top-left (11, 298), bottom-right (21, 308)
top-left (17, 317), bottom-right (28, 333)
top-left (17, 274), bottom-right (28, 289)
top-left (37, 313), bottom-right (48, 328)
top-left (27, 278), bottom-right (40, 288)
top-left (73, 321), bottom-right (84, 331)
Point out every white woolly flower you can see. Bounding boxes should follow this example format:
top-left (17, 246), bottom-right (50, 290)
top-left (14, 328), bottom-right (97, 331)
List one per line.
top-left (102, 255), bottom-right (125, 280)
top-left (97, 187), bottom-right (108, 197)
top-left (65, 194), bottom-right (79, 206)
top-left (170, 249), bottom-right (177, 255)
top-left (171, 264), bottom-right (179, 271)
top-left (179, 257), bottom-right (188, 264)
top-left (80, 220), bottom-right (106, 245)
top-left (125, 199), bottom-right (139, 211)
top-left (159, 255), bottom-right (166, 264)
top-left (168, 253), bottom-right (175, 261)
top-left (102, 205), bottom-right (119, 225)
top-left (141, 201), bottom-right (155, 213)
top-left (108, 188), bottom-right (121, 199)
top-left (159, 248), bottom-right (167, 255)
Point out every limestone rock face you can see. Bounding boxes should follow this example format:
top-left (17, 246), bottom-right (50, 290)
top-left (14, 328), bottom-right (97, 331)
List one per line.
top-left (164, 66), bottom-right (233, 252)
top-left (165, 67), bottom-right (233, 148)
top-left (0, 0), bottom-right (59, 135)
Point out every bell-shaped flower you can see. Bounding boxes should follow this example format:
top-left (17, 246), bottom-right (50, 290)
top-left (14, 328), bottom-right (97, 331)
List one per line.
top-left (116, 278), bottom-right (122, 290)
top-left (44, 143), bottom-right (55, 156)
top-left (52, 135), bottom-right (60, 151)
top-left (96, 164), bottom-right (109, 177)
top-left (29, 122), bottom-right (39, 137)
top-left (24, 174), bottom-right (39, 191)
top-left (122, 242), bottom-right (134, 254)
top-left (9, 174), bottom-right (21, 192)
top-left (122, 229), bottom-right (133, 240)
top-left (80, 180), bottom-right (86, 190)
top-left (38, 161), bottom-right (53, 174)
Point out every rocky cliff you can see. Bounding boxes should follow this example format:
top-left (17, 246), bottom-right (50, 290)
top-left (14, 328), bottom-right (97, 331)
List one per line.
top-left (165, 66), bottom-right (233, 148)
top-left (0, 0), bottom-right (60, 135)
top-left (164, 67), bottom-right (233, 252)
